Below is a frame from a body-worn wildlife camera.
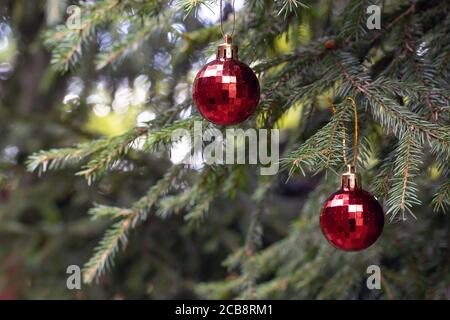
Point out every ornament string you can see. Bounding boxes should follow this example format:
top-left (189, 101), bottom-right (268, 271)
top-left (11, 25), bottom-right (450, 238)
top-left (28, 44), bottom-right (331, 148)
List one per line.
top-left (347, 96), bottom-right (359, 167)
top-left (219, 0), bottom-right (236, 39)
top-left (327, 97), bottom-right (359, 167)
top-left (341, 121), bottom-right (348, 166)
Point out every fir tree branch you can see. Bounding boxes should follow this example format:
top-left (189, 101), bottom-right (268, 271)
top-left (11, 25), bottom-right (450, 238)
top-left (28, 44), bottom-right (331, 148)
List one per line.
top-left (339, 0), bottom-right (372, 42)
top-left (386, 131), bottom-right (423, 220)
top-left (158, 166), bottom-right (228, 223)
top-left (27, 127), bottom-right (150, 177)
top-left (28, 117), bottom-right (200, 184)
top-left (242, 207), bottom-right (263, 299)
top-left (372, 149), bottom-right (396, 200)
top-left (44, 0), bottom-right (121, 72)
top-left (431, 181), bottom-right (450, 213)
top-left (282, 102), bottom-right (350, 175)
top-left (334, 52), bottom-right (450, 158)
top-left (276, 0), bottom-right (308, 18)
top-left (83, 218), bottom-right (130, 284)
top-left (175, 0), bottom-right (214, 19)
top-left (95, 5), bottom-right (173, 70)
top-left (83, 165), bottom-right (182, 283)
top-left (95, 18), bottom-right (156, 70)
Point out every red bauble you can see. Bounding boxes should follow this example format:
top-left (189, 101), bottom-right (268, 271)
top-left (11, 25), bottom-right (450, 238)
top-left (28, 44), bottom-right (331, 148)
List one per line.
top-left (320, 166), bottom-right (384, 251)
top-left (192, 36), bottom-right (260, 126)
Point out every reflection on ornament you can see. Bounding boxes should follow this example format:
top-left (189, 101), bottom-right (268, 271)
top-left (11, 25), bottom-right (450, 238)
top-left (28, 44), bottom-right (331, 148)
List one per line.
top-left (193, 35), bottom-right (260, 126)
top-left (320, 165), bottom-right (384, 251)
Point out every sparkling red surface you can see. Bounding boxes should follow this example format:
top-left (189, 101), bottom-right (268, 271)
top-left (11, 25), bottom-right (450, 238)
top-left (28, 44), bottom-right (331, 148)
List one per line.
top-left (192, 58), bottom-right (260, 125)
top-left (320, 189), bottom-right (384, 251)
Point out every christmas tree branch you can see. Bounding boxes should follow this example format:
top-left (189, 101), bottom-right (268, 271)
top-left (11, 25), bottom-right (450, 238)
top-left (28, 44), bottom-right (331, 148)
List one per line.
top-left (28, 117), bottom-right (199, 183)
top-left (282, 102), bottom-right (350, 175)
top-left (27, 127), bottom-right (150, 177)
top-left (157, 166), bottom-right (228, 223)
top-left (334, 52), bottom-right (450, 157)
top-left (385, 131), bottom-right (422, 220)
top-left (83, 165), bottom-right (182, 283)
top-left (44, 0), bottom-right (121, 72)
top-left (431, 180), bottom-right (450, 213)
top-left (83, 218), bottom-right (130, 284)
top-left (95, 18), bottom-right (156, 70)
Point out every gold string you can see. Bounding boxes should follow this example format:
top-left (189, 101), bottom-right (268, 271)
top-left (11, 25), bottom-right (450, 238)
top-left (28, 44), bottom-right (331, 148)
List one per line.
top-left (341, 122), bottom-right (348, 165)
top-left (327, 97), bottom-right (359, 167)
top-left (220, 0), bottom-right (236, 39)
top-left (347, 96), bottom-right (359, 167)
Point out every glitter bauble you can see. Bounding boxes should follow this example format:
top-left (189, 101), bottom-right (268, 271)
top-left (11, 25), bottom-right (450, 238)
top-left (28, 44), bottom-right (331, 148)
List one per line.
top-left (320, 166), bottom-right (384, 251)
top-left (192, 35), bottom-right (260, 125)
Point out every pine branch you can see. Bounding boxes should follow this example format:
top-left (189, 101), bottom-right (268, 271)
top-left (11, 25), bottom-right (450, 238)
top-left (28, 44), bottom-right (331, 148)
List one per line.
top-left (386, 131), bottom-right (423, 221)
top-left (241, 207), bottom-right (263, 299)
top-left (334, 52), bottom-right (450, 158)
top-left (83, 165), bottom-right (181, 283)
top-left (282, 102), bottom-right (351, 175)
top-left (339, 0), bottom-right (374, 42)
top-left (83, 219), bottom-right (130, 284)
top-left (44, 0), bottom-right (121, 72)
top-left (258, 45), bottom-right (334, 128)
top-left (372, 148), bottom-right (396, 200)
top-left (26, 138), bottom-right (116, 174)
top-left (431, 180), bottom-right (450, 213)
top-left (28, 117), bottom-right (199, 184)
top-left (95, 19), bottom-right (155, 70)
top-left (158, 166), bottom-right (228, 222)
top-left (75, 127), bottom-right (151, 184)
top-left (175, 0), bottom-right (215, 19)
top-left (27, 127), bottom-right (149, 178)
top-left (196, 277), bottom-right (244, 299)
top-left (95, 4), bottom-right (173, 70)
top-left (369, 2), bottom-right (416, 45)
top-left (276, 0), bottom-right (308, 18)
top-left (183, 192), bottom-right (216, 223)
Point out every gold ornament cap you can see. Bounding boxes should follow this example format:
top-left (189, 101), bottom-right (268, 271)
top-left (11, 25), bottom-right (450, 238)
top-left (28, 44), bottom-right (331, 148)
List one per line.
top-left (341, 165), bottom-right (361, 191)
top-left (217, 34), bottom-right (238, 60)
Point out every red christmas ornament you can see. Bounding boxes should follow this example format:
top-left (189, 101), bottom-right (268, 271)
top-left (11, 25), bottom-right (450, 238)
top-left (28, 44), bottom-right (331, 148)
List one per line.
top-left (193, 35), bottom-right (260, 126)
top-left (320, 165), bottom-right (384, 251)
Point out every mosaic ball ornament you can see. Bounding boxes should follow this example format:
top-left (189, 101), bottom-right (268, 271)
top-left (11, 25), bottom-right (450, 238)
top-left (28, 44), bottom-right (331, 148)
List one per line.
top-left (320, 166), bottom-right (384, 251)
top-left (192, 36), bottom-right (260, 126)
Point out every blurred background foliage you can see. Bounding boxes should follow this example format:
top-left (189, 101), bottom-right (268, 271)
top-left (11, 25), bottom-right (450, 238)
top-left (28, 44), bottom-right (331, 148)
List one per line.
top-left (0, 0), bottom-right (448, 299)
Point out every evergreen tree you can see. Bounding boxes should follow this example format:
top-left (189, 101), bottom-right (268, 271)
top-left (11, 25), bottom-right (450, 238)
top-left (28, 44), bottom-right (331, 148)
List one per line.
top-left (1, 0), bottom-right (449, 299)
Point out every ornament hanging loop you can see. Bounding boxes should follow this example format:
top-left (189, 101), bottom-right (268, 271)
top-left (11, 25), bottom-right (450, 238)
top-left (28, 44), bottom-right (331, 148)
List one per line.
top-left (217, 1), bottom-right (238, 59)
top-left (341, 164), bottom-right (361, 191)
top-left (217, 34), bottom-right (238, 59)
top-left (219, 0), bottom-right (236, 40)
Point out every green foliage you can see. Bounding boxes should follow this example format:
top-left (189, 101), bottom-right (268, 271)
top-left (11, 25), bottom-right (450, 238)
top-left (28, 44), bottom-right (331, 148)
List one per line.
top-left (385, 131), bottom-right (422, 220)
top-left (8, 0), bottom-right (449, 298)
top-left (282, 102), bottom-right (350, 176)
top-left (431, 179), bottom-right (450, 213)
top-left (43, 0), bottom-right (167, 72)
top-left (83, 165), bottom-right (182, 283)
top-left (276, 0), bottom-right (309, 18)
top-left (27, 118), bottom-right (200, 184)
top-left (44, 0), bottom-right (121, 72)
